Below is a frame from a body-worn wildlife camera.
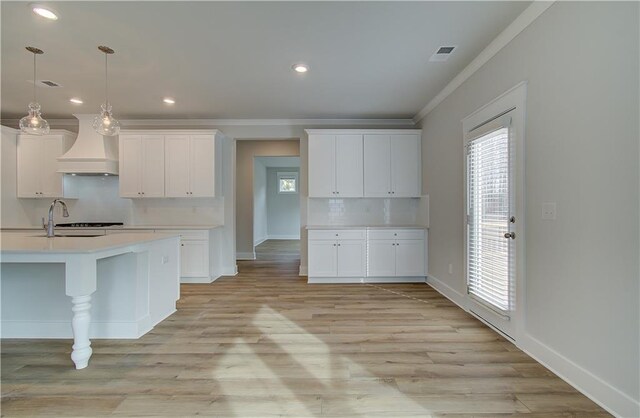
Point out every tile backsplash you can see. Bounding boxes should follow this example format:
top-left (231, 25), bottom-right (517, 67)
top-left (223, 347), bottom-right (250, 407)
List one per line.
top-left (307, 197), bottom-right (428, 226)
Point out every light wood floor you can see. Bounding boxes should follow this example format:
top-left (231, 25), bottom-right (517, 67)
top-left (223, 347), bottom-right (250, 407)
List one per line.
top-left (1, 240), bottom-right (609, 417)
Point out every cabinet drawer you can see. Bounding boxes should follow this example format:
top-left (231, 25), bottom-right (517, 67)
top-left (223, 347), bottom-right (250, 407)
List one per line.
top-left (308, 229), bottom-right (365, 240)
top-left (367, 229), bottom-right (424, 240)
top-left (162, 229), bottom-right (209, 240)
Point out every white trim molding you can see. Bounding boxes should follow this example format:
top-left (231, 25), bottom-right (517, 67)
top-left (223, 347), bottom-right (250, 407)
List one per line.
top-left (413, 1), bottom-right (554, 123)
top-left (236, 252), bottom-right (256, 261)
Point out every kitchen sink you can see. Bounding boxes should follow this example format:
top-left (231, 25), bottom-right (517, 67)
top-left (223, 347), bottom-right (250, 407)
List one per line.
top-left (31, 234), bottom-right (103, 238)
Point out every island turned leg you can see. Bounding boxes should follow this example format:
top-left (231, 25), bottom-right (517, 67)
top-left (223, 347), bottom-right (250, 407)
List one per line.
top-left (70, 294), bottom-right (93, 369)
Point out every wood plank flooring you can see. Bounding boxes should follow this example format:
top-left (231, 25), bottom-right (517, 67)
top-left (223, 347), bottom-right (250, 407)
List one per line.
top-left (1, 240), bottom-right (609, 417)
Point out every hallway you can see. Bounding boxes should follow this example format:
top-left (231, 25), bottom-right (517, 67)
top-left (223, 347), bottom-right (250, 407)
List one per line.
top-left (1, 243), bottom-right (608, 416)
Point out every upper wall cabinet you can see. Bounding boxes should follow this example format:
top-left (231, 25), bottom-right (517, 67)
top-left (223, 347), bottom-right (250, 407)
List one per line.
top-left (364, 133), bottom-right (421, 198)
top-left (308, 133), bottom-right (363, 197)
top-left (306, 129), bottom-right (421, 198)
top-left (165, 134), bottom-right (222, 198)
top-left (17, 131), bottom-right (77, 199)
top-left (119, 135), bottom-right (165, 198)
top-left (118, 130), bottom-right (224, 199)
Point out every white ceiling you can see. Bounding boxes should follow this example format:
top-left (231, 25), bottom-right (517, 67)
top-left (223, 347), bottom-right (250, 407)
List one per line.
top-left (1, 1), bottom-right (530, 121)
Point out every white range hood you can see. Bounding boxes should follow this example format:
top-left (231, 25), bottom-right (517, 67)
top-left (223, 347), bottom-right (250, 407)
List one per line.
top-left (57, 114), bottom-right (119, 175)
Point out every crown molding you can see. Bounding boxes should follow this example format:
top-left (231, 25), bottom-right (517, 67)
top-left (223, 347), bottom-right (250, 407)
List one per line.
top-left (413, 1), bottom-right (555, 123)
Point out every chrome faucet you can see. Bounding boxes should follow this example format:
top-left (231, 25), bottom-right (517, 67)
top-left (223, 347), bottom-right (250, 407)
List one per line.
top-left (43, 199), bottom-right (69, 237)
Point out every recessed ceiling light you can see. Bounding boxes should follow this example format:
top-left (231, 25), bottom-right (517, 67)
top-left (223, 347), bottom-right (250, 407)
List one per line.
top-left (30, 4), bottom-right (58, 20)
top-left (163, 97), bottom-right (175, 105)
top-left (292, 63), bottom-right (309, 73)
top-left (69, 98), bottom-right (83, 104)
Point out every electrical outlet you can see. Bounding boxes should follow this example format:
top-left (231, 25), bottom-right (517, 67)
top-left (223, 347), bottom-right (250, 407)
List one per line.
top-left (542, 202), bottom-right (556, 220)
top-left (162, 256), bottom-right (169, 264)
top-left (448, 264), bottom-right (453, 275)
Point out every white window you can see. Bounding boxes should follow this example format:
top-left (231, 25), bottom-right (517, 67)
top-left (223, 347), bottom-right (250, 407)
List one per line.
top-left (278, 172), bottom-right (298, 194)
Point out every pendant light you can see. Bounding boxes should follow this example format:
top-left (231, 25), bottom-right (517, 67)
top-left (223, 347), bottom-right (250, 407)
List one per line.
top-left (93, 45), bottom-right (120, 136)
top-left (19, 46), bottom-right (50, 135)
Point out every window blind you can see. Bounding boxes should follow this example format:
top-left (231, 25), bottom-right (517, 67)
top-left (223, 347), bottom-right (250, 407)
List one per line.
top-left (466, 127), bottom-right (511, 313)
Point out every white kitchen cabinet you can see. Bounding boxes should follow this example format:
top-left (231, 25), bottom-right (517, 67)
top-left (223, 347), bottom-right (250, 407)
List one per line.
top-left (180, 240), bottom-right (209, 278)
top-left (17, 131), bottom-right (77, 198)
top-left (364, 133), bottom-right (421, 198)
top-left (366, 228), bottom-right (426, 278)
top-left (308, 229), bottom-right (366, 279)
top-left (119, 135), bottom-right (165, 198)
top-left (308, 133), bottom-right (363, 198)
top-left (165, 134), bottom-right (220, 197)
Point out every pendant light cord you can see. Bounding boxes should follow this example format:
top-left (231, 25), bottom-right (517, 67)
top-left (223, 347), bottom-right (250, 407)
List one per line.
top-left (104, 52), bottom-right (108, 105)
top-left (32, 52), bottom-right (37, 103)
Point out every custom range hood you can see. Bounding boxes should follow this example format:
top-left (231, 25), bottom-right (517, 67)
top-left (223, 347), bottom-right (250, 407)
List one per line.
top-left (58, 114), bottom-right (118, 175)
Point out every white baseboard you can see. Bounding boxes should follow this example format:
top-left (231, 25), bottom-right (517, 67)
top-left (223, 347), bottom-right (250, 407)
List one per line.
top-left (308, 276), bottom-right (426, 284)
top-left (221, 265), bottom-right (238, 276)
top-left (426, 274), bottom-right (639, 418)
top-left (181, 276), bottom-right (215, 284)
top-left (519, 334), bottom-right (639, 418)
top-left (299, 265), bottom-right (308, 276)
top-left (426, 274), bottom-right (468, 309)
top-left (236, 252), bottom-right (256, 260)
top-left (267, 234), bottom-right (300, 240)
top-left (253, 236), bottom-right (268, 246)
top-left (1, 316), bottom-right (154, 339)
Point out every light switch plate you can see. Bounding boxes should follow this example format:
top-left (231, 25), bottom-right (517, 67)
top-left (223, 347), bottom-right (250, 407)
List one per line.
top-left (542, 202), bottom-right (556, 220)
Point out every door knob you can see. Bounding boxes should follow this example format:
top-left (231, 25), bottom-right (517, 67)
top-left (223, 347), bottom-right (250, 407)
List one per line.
top-left (504, 232), bottom-right (516, 239)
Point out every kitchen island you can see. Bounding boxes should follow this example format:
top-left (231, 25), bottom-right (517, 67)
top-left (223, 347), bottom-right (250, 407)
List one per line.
top-left (0, 233), bottom-right (180, 369)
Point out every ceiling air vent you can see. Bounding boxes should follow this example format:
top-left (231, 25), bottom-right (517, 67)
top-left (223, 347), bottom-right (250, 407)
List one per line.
top-left (429, 46), bottom-right (457, 62)
top-left (30, 79), bottom-right (63, 88)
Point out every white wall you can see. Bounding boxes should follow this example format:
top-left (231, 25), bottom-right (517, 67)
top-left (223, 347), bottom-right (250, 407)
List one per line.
top-left (253, 159), bottom-right (268, 245)
top-left (267, 167), bottom-right (300, 239)
top-left (419, 2), bottom-right (639, 416)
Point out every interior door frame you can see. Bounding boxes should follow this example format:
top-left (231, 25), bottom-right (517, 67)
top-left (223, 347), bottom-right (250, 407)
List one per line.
top-left (462, 81), bottom-right (527, 342)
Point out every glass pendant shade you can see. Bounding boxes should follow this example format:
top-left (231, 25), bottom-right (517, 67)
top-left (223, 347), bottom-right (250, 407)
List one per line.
top-left (94, 46), bottom-right (120, 136)
top-left (19, 102), bottom-right (50, 135)
top-left (93, 103), bottom-right (120, 136)
top-left (20, 46), bottom-right (49, 136)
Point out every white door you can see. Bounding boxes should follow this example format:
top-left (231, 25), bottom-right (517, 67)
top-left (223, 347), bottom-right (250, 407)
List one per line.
top-left (190, 135), bottom-right (215, 197)
top-left (395, 239), bottom-right (425, 276)
top-left (308, 135), bottom-right (336, 197)
top-left (337, 240), bottom-right (365, 277)
top-left (180, 240), bottom-right (209, 277)
top-left (141, 135), bottom-right (165, 197)
top-left (391, 134), bottom-right (421, 197)
top-left (364, 135), bottom-right (391, 197)
top-left (16, 136), bottom-right (42, 197)
top-left (465, 111), bottom-right (518, 339)
top-left (119, 136), bottom-right (141, 197)
top-left (335, 134), bottom-right (363, 197)
top-left (165, 135), bottom-right (190, 197)
top-left (367, 240), bottom-right (396, 276)
top-left (308, 240), bottom-right (337, 277)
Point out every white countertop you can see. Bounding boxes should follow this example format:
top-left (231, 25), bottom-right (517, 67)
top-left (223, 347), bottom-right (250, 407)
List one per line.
top-left (0, 232), bottom-right (179, 254)
top-left (1, 224), bottom-right (223, 231)
top-left (306, 225), bottom-right (428, 230)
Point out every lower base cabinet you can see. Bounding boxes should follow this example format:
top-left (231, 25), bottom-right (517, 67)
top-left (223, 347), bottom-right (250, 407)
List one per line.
top-left (308, 229), bottom-right (366, 280)
top-left (307, 227), bottom-right (427, 283)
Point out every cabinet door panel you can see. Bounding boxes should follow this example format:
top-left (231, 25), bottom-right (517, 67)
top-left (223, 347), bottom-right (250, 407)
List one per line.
top-left (141, 135), bottom-right (165, 197)
top-left (337, 240), bottom-right (365, 277)
top-left (395, 239), bottom-right (425, 277)
top-left (364, 135), bottom-right (391, 197)
top-left (119, 136), bottom-right (141, 197)
top-left (165, 136), bottom-right (190, 197)
top-left (367, 240), bottom-right (396, 276)
top-left (308, 240), bottom-right (337, 277)
top-left (180, 240), bottom-right (209, 277)
top-left (391, 134), bottom-right (421, 197)
top-left (39, 139), bottom-right (64, 197)
top-left (16, 136), bottom-right (42, 197)
top-left (336, 134), bottom-right (363, 197)
top-left (308, 135), bottom-right (336, 197)
top-left (190, 135), bottom-right (215, 197)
